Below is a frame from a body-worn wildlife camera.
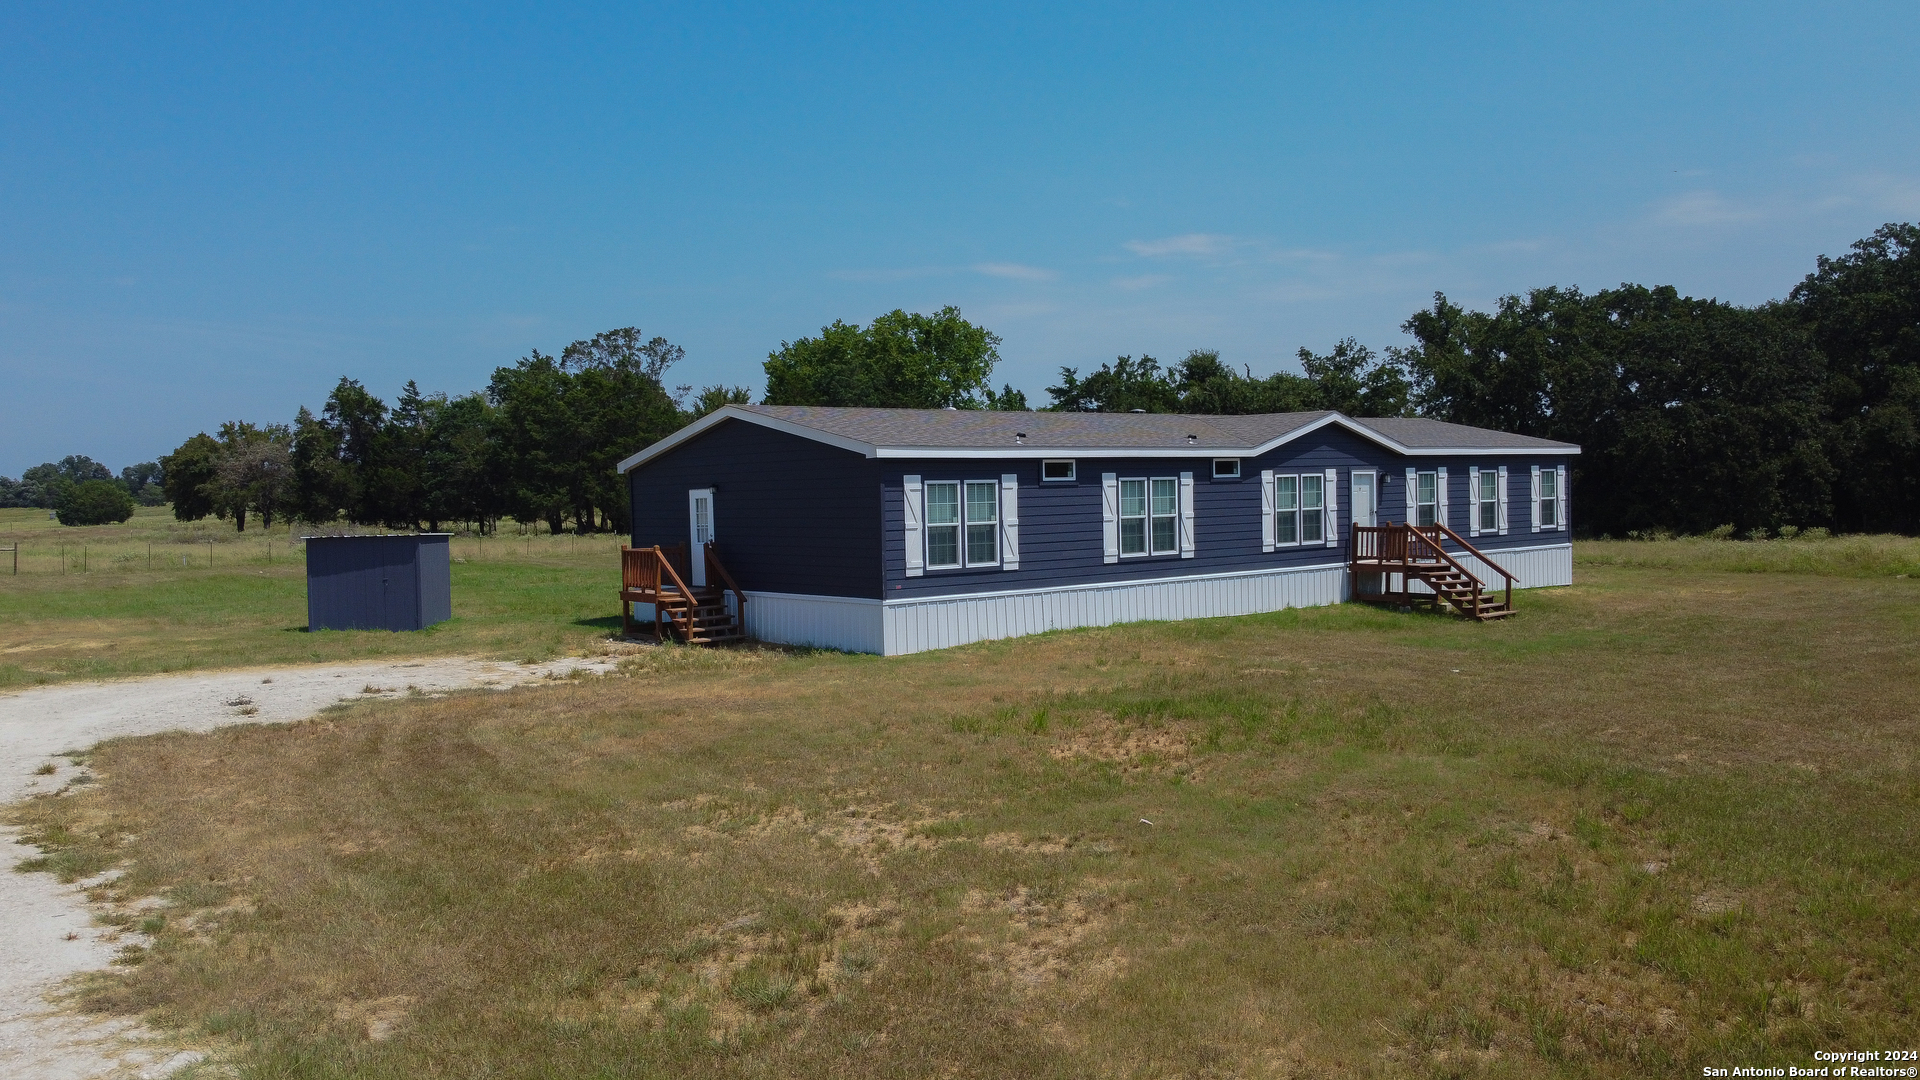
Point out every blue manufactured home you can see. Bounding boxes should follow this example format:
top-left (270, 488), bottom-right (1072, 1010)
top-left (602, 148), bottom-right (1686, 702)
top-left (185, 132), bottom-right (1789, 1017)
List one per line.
top-left (620, 406), bottom-right (1579, 655)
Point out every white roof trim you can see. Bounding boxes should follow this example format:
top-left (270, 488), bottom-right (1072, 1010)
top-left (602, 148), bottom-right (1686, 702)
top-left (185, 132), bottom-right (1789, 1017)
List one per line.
top-left (618, 407), bottom-right (1579, 473)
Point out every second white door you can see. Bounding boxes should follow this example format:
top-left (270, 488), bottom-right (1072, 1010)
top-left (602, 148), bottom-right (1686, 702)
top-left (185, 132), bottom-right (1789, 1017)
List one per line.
top-left (1351, 472), bottom-right (1377, 528)
top-left (688, 488), bottom-right (713, 587)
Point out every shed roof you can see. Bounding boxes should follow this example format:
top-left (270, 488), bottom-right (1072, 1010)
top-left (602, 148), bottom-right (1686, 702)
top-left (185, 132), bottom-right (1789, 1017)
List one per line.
top-left (618, 405), bottom-right (1580, 472)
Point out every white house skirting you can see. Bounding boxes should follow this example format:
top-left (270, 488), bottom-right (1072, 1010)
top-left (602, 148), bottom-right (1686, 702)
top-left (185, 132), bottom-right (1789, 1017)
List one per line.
top-left (881, 563), bottom-right (1349, 655)
top-left (744, 544), bottom-right (1573, 657)
top-left (1384, 542), bottom-right (1572, 596)
top-left (741, 591), bottom-right (886, 654)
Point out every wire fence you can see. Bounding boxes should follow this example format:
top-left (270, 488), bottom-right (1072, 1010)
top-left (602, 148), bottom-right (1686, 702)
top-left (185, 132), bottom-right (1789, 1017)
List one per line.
top-left (0, 525), bottom-right (630, 578)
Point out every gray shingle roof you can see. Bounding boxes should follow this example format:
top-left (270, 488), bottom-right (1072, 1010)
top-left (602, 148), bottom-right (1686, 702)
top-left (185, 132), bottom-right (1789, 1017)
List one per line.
top-left (1345, 416), bottom-right (1580, 452)
top-left (728, 404), bottom-right (1334, 449)
top-left (620, 405), bottom-right (1579, 471)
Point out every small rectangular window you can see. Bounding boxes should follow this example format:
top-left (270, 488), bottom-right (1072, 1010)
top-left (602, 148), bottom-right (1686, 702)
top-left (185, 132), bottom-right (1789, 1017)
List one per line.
top-left (1540, 468), bottom-right (1558, 528)
top-left (1275, 475), bottom-right (1299, 545)
top-left (1150, 477), bottom-right (1178, 554)
top-left (1416, 471), bottom-right (1437, 527)
top-left (1301, 474), bottom-right (1324, 544)
top-left (965, 480), bottom-right (998, 566)
top-left (1212, 458), bottom-right (1240, 478)
top-left (1119, 479), bottom-right (1148, 556)
top-left (1042, 460), bottom-right (1076, 481)
top-left (925, 482), bottom-right (960, 568)
top-left (1478, 469), bottom-right (1499, 532)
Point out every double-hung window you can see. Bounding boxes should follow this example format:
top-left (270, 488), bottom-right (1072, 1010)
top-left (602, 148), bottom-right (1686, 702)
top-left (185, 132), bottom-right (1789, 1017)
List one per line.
top-left (1301, 474), bottom-right (1324, 544)
top-left (1415, 471), bottom-right (1438, 527)
top-left (1477, 469), bottom-right (1499, 532)
top-left (1273, 474), bottom-right (1325, 545)
top-left (965, 481), bottom-right (998, 565)
top-left (1539, 468), bottom-right (1558, 528)
top-left (1275, 475), bottom-right (1298, 545)
top-left (925, 482), bottom-right (961, 568)
top-left (923, 480), bottom-right (1000, 569)
top-left (1118, 477), bottom-right (1179, 556)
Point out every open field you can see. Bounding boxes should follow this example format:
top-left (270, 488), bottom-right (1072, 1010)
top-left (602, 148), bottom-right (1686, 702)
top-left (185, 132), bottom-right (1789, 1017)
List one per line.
top-left (7, 556), bottom-right (1919, 1078)
top-left (0, 507), bottom-right (629, 688)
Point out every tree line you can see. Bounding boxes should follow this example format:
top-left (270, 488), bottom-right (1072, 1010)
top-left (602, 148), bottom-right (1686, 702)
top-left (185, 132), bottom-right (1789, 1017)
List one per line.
top-left (18, 223), bottom-right (1914, 537)
top-left (0, 456), bottom-right (164, 525)
top-left (153, 329), bottom-right (751, 535)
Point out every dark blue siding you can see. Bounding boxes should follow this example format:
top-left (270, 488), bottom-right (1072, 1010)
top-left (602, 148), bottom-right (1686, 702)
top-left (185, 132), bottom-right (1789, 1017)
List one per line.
top-left (882, 428), bottom-right (1573, 599)
top-left (1383, 456), bottom-right (1571, 543)
top-left (628, 420), bottom-right (883, 599)
top-left (305, 534), bottom-right (451, 632)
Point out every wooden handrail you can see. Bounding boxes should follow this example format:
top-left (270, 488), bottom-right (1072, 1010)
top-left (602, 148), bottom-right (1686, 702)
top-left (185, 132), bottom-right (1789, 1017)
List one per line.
top-left (704, 542), bottom-right (747, 618)
top-left (653, 545), bottom-right (696, 600)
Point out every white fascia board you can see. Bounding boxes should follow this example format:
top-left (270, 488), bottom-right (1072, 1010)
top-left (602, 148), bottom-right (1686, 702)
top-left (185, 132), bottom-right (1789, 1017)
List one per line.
top-left (617, 407), bottom-right (877, 473)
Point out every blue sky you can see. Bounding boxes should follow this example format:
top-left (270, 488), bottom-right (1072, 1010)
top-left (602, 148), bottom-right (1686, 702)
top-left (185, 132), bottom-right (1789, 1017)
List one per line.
top-left (3, 1), bottom-right (1918, 475)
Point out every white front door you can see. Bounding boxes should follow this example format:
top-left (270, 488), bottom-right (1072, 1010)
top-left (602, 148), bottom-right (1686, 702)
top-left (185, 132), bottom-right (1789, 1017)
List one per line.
top-left (1351, 472), bottom-right (1377, 528)
top-left (688, 488), bottom-right (713, 587)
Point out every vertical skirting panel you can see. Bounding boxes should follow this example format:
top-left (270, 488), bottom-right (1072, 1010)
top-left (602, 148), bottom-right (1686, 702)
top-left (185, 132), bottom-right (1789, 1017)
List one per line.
top-left (741, 591), bottom-right (884, 653)
top-left (882, 563), bottom-right (1349, 655)
top-left (1403, 543), bottom-right (1572, 594)
top-left (743, 546), bottom-right (1572, 658)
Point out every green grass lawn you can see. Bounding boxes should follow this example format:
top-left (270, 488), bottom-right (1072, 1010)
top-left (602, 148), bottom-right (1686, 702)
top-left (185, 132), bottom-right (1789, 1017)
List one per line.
top-left (0, 507), bottom-right (630, 687)
top-left (9, 550), bottom-right (1919, 1078)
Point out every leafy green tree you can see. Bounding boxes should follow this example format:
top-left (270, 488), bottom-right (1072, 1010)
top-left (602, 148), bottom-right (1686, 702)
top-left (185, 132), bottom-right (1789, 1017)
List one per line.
top-left (1790, 222), bottom-right (1920, 533)
top-left (120, 462), bottom-right (166, 505)
top-left (1046, 355), bottom-right (1182, 413)
top-left (159, 434), bottom-right (222, 521)
top-left (764, 307), bottom-right (1003, 409)
top-left (686, 385), bottom-right (754, 419)
top-left (420, 392), bottom-right (502, 532)
top-left (1046, 347), bottom-right (1410, 416)
top-left (212, 422), bottom-right (294, 531)
top-left (1399, 285), bottom-right (1829, 536)
top-left (56, 479), bottom-right (135, 526)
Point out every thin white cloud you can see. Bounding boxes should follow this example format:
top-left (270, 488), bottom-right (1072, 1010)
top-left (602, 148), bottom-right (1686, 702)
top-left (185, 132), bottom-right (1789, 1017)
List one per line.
top-left (1125, 233), bottom-right (1236, 258)
top-left (1848, 172), bottom-right (1920, 216)
top-left (826, 266), bottom-right (948, 283)
top-left (1653, 190), bottom-right (1766, 227)
top-left (972, 262), bottom-right (1057, 282)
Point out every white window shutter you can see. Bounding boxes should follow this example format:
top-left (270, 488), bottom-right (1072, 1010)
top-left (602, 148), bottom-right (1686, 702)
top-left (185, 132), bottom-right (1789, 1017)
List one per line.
top-left (1530, 465), bottom-right (1542, 533)
top-left (1497, 465), bottom-right (1509, 535)
top-left (1101, 472), bottom-right (1119, 564)
top-left (1260, 469), bottom-right (1275, 552)
top-left (1405, 467), bottom-right (1417, 524)
top-left (903, 474), bottom-right (924, 577)
top-left (1436, 467), bottom-right (1449, 530)
top-left (999, 473), bottom-right (1019, 570)
top-left (1468, 466), bottom-right (1480, 536)
top-left (1323, 467), bottom-right (1338, 547)
top-left (1557, 464), bottom-right (1569, 531)
top-left (1179, 472), bottom-right (1196, 558)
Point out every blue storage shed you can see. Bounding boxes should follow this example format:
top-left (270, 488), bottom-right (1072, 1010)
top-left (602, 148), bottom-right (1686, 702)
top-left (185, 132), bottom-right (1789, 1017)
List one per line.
top-left (620, 406), bottom-right (1580, 655)
top-left (304, 534), bottom-right (453, 632)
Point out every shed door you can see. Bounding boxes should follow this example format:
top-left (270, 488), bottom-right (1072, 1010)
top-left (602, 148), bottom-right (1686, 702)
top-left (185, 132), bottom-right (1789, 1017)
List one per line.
top-left (688, 488), bottom-right (713, 587)
top-left (1351, 471), bottom-right (1377, 528)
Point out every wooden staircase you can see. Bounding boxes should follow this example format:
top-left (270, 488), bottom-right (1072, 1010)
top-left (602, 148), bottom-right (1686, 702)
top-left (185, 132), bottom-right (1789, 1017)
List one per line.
top-left (1350, 522), bottom-right (1515, 621)
top-left (620, 542), bottom-right (747, 644)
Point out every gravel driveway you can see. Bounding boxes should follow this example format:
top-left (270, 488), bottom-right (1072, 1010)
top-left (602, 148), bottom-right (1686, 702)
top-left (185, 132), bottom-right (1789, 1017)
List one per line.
top-left (0, 656), bottom-right (622, 1079)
